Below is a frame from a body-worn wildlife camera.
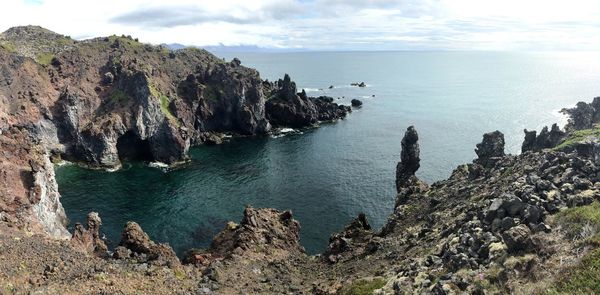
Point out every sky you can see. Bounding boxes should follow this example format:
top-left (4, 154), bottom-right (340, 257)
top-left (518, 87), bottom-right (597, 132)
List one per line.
top-left (2, 0), bottom-right (600, 51)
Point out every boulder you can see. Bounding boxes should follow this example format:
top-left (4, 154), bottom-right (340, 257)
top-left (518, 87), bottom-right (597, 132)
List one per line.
top-left (351, 99), bottom-right (363, 107)
top-left (502, 224), bottom-right (532, 253)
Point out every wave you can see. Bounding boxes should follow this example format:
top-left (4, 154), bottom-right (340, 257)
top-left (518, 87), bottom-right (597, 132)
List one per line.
top-left (148, 161), bottom-right (170, 172)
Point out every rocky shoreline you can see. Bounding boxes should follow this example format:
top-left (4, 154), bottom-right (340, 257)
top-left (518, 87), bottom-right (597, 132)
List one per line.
top-left (3, 25), bottom-right (600, 294)
top-left (0, 26), bottom-right (356, 241)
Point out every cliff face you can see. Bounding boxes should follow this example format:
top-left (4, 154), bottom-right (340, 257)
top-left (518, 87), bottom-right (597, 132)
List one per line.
top-left (5, 26), bottom-right (600, 294)
top-left (0, 26), bottom-right (353, 239)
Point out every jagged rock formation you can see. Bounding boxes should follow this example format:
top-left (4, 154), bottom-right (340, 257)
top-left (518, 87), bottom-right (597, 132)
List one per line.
top-left (70, 212), bottom-right (107, 256)
top-left (0, 26), bottom-right (355, 240)
top-left (561, 97), bottom-right (600, 131)
top-left (396, 126), bottom-right (421, 191)
top-left (522, 123), bottom-right (567, 152)
top-left (265, 74), bottom-right (351, 128)
top-left (5, 26), bottom-right (600, 294)
top-left (475, 130), bottom-right (505, 167)
top-left (116, 221), bottom-right (180, 267)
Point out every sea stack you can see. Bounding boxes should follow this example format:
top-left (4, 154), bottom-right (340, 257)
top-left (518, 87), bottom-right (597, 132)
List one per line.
top-left (475, 130), bottom-right (505, 168)
top-left (396, 126), bottom-right (421, 192)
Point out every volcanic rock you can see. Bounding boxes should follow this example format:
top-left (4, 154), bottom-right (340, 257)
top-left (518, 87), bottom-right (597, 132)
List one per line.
top-left (475, 130), bottom-right (505, 167)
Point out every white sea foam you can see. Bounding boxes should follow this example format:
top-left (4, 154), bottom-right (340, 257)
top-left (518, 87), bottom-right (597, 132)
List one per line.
top-left (148, 161), bottom-right (170, 172)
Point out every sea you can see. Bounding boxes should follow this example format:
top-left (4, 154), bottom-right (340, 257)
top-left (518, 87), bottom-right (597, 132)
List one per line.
top-left (55, 51), bottom-right (600, 255)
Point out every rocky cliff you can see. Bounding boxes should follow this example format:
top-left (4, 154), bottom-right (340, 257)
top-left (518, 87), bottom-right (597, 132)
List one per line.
top-left (0, 26), bottom-right (353, 241)
top-left (3, 26), bottom-right (600, 294)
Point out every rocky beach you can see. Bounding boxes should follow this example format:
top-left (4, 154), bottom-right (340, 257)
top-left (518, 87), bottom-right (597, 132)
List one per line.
top-left (2, 26), bottom-right (600, 294)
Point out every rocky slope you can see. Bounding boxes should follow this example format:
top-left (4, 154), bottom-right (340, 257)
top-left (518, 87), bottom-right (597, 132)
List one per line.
top-left (3, 26), bottom-right (600, 294)
top-left (0, 26), bottom-right (353, 242)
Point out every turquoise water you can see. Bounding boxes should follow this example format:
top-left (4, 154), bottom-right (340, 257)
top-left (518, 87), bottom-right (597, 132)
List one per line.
top-left (56, 51), bottom-right (600, 255)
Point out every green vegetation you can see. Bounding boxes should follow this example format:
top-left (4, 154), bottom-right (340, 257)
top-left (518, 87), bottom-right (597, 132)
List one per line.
top-left (36, 52), bottom-right (54, 65)
top-left (339, 278), bottom-right (386, 295)
top-left (110, 89), bottom-right (129, 103)
top-left (56, 36), bottom-right (74, 46)
top-left (555, 202), bottom-right (600, 240)
top-left (554, 126), bottom-right (600, 150)
top-left (547, 248), bottom-right (600, 294)
top-left (149, 84), bottom-right (180, 127)
top-left (0, 41), bottom-right (16, 53)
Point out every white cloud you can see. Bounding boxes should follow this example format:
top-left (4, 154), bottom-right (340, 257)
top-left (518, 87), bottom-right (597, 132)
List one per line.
top-left (1, 0), bottom-right (600, 50)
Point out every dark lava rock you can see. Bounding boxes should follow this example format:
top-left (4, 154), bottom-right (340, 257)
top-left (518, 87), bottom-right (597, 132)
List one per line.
top-left (475, 131), bottom-right (505, 167)
top-left (396, 126), bottom-right (421, 191)
top-left (522, 123), bottom-right (566, 152)
top-left (351, 99), bottom-right (363, 107)
top-left (562, 97), bottom-right (600, 130)
top-left (266, 74), bottom-right (350, 128)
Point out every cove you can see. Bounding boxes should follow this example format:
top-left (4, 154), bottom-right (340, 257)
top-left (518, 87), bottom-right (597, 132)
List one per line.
top-left (56, 125), bottom-right (398, 255)
top-left (56, 51), bottom-right (600, 256)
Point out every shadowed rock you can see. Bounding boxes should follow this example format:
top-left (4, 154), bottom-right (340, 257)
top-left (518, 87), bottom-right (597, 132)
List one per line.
top-left (396, 126), bottom-right (421, 191)
top-left (475, 130), bottom-right (505, 167)
top-left (265, 74), bottom-right (351, 128)
top-left (561, 97), bottom-right (600, 131)
top-left (522, 123), bottom-right (567, 152)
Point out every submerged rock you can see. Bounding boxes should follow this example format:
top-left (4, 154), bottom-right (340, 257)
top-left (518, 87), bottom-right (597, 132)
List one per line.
top-left (351, 99), bottom-right (362, 107)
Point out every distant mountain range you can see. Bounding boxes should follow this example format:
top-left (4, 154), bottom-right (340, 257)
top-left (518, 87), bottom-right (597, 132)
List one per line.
top-left (161, 43), bottom-right (308, 53)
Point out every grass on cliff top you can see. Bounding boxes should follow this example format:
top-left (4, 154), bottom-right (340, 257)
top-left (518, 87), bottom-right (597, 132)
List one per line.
top-left (36, 52), bottom-right (54, 65)
top-left (547, 202), bottom-right (600, 294)
top-left (554, 126), bottom-right (600, 150)
top-left (339, 278), bottom-right (386, 295)
top-left (555, 202), bottom-right (600, 240)
top-left (149, 84), bottom-right (180, 127)
top-left (0, 41), bottom-right (16, 53)
top-left (546, 248), bottom-right (600, 294)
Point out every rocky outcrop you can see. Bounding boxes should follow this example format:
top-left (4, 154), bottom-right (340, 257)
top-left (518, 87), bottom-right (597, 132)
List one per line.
top-left (351, 99), bottom-right (362, 107)
top-left (522, 123), bottom-right (567, 152)
top-left (209, 206), bottom-right (303, 258)
top-left (475, 130), bottom-right (505, 167)
top-left (71, 212), bottom-right (107, 256)
top-left (396, 126), bottom-right (422, 191)
top-left (561, 97), bottom-right (600, 130)
top-left (265, 74), bottom-right (351, 128)
top-left (0, 27), bottom-right (359, 239)
top-left (325, 213), bottom-right (375, 263)
top-left (116, 221), bottom-right (180, 267)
